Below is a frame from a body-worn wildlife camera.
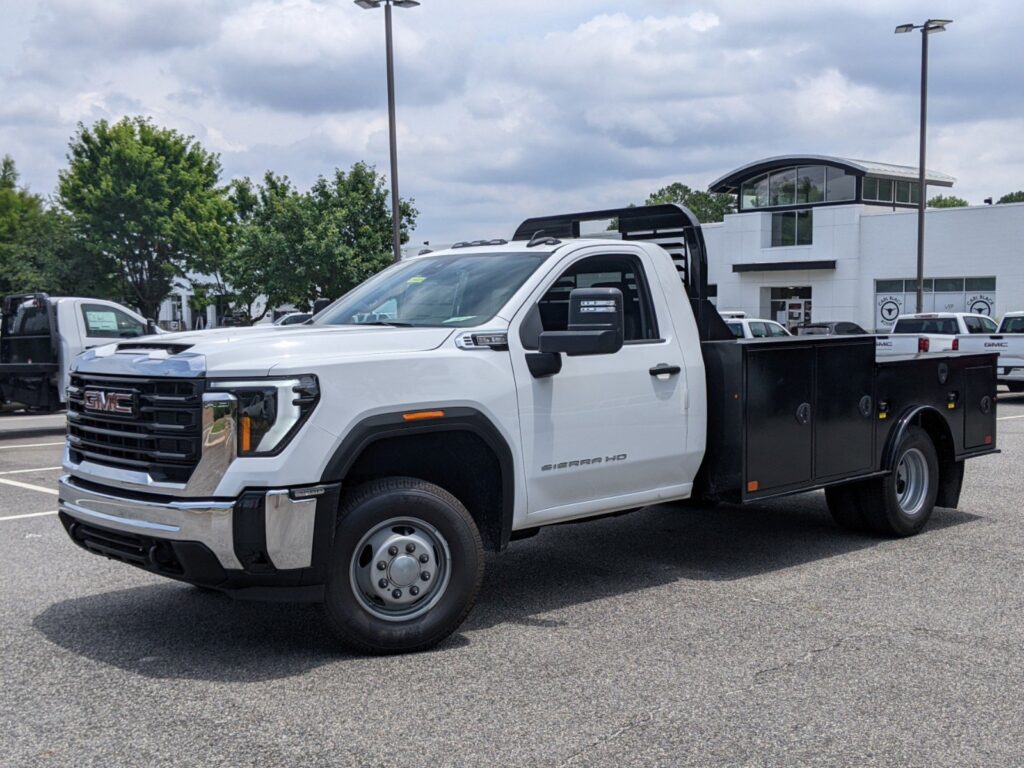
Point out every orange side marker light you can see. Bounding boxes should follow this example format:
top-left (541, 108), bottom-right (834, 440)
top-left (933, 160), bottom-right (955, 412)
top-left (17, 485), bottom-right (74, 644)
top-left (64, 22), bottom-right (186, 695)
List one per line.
top-left (402, 410), bottom-right (446, 422)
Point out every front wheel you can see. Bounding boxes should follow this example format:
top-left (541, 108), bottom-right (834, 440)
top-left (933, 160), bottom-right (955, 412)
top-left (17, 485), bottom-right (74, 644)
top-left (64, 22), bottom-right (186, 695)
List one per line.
top-left (323, 477), bottom-right (484, 654)
top-left (860, 426), bottom-right (939, 537)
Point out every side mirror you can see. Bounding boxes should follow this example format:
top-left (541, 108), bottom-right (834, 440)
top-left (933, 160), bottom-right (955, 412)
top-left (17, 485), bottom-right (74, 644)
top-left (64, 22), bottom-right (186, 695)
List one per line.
top-left (539, 287), bottom-right (624, 356)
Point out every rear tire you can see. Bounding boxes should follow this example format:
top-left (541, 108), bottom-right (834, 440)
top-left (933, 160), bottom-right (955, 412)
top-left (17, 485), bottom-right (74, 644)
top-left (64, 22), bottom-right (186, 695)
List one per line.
top-left (825, 482), bottom-right (870, 533)
top-left (860, 426), bottom-right (939, 537)
top-left (323, 477), bottom-right (484, 654)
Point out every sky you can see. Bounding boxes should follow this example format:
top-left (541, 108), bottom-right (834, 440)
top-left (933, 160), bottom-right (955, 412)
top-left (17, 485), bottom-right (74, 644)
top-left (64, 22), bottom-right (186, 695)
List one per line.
top-left (1, 0), bottom-right (1022, 245)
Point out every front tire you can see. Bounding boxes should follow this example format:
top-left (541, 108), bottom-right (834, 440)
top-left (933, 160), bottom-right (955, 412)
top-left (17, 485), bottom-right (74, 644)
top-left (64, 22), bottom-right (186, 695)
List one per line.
top-left (323, 477), bottom-right (484, 654)
top-left (861, 426), bottom-right (939, 537)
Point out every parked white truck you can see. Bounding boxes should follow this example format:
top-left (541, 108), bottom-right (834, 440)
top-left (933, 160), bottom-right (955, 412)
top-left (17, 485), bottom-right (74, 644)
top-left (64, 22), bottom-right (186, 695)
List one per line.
top-left (0, 293), bottom-right (158, 411)
top-left (56, 205), bottom-right (999, 653)
top-left (875, 312), bottom-right (996, 357)
top-left (957, 311), bottom-right (1024, 392)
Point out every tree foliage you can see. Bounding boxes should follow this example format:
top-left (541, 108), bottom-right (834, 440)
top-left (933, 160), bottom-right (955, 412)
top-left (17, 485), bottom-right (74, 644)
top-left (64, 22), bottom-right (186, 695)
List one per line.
top-left (644, 182), bottom-right (735, 223)
top-left (927, 194), bottom-right (969, 208)
top-left (997, 191), bottom-right (1024, 204)
top-left (0, 155), bottom-right (107, 298)
top-left (57, 117), bottom-right (232, 319)
top-left (219, 163), bottom-right (417, 323)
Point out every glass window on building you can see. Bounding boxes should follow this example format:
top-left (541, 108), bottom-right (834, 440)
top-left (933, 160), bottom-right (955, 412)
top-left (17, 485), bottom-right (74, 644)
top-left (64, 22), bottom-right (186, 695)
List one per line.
top-left (895, 181), bottom-right (912, 204)
top-left (966, 277), bottom-right (996, 292)
top-left (877, 178), bottom-right (894, 202)
top-left (769, 168), bottom-right (797, 206)
top-left (863, 177), bottom-right (879, 200)
top-left (825, 167), bottom-right (855, 201)
top-left (796, 166), bottom-right (825, 204)
top-left (741, 174), bottom-right (769, 209)
top-left (770, 210), bottom-right (812, 247)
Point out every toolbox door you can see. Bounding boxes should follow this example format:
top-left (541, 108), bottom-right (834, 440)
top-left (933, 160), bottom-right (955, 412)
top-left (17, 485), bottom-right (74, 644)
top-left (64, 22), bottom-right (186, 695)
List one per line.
top-left (745, 345), bottom-right (814, 493)
top-left (963, 365), bottom-right (996, 449)
top-left (814, 340), bottom-right (874, 479)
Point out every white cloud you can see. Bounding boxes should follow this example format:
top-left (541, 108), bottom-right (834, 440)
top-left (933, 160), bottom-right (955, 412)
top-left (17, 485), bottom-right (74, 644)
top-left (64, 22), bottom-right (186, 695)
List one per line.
top-left (0, 0), bottom-right (1021, 241)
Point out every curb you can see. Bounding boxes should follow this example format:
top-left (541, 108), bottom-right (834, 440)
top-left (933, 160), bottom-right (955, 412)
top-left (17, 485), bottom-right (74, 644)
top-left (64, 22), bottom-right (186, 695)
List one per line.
top-left (0, 426), bottom-right (67, 441)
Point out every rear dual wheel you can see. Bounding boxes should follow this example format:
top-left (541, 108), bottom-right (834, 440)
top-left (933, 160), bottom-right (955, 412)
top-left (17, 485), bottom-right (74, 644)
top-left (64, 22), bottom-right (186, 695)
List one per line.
top-left (826, 426), bottom-right (939, 537)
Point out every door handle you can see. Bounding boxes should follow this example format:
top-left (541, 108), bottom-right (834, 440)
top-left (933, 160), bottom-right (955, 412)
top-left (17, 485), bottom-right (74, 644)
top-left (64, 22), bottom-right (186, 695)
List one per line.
top-left (649, 364), bottom-right (681, 377)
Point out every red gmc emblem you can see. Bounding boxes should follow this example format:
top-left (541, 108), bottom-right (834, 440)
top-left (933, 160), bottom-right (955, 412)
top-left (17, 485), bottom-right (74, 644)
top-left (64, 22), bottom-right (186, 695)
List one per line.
top-left (83, 389), bottom-right (135, 415)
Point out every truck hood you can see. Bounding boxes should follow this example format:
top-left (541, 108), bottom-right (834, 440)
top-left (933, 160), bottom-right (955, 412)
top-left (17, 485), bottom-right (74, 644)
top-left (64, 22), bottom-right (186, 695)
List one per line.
top-left (76, 325), bottom-right (456, 378)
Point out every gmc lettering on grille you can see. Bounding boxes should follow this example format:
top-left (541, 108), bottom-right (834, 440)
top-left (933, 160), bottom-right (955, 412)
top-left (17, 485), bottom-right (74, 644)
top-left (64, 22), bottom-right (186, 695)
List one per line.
top-left (83, 390), bottom-right (134, 415)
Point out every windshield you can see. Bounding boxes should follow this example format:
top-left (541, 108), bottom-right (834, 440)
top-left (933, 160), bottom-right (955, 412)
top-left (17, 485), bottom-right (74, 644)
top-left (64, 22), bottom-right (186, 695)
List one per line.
top-left (315, 252), bottom-right (548, 328)
top-left (892, 318), bottom-right (958, 335)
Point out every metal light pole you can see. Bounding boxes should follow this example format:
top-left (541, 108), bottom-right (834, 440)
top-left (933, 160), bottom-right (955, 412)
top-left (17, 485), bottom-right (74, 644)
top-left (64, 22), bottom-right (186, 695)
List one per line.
top-left (355, 0), bottom-right (420, 261)
top-left (896, 19), bottom-right (952, 312)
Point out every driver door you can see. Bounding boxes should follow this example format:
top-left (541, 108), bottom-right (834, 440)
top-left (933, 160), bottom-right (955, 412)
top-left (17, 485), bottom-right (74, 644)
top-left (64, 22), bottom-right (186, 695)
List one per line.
top-left (508, 247), bottom-right (692, 525)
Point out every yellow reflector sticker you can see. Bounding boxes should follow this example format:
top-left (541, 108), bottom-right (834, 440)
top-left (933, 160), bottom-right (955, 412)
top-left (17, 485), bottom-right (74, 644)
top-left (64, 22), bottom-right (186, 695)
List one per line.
top-left (407, 276), bottom-right (426, 284)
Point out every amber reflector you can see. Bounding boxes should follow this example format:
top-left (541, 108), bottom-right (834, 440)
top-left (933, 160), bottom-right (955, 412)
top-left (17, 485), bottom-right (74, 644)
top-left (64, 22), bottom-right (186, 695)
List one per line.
top-left (240, 415), bottom-right (252, 453)
top-left (747, 480), bottom-right (759, 492)
top-left (402, 410), bottom-right (446, 422)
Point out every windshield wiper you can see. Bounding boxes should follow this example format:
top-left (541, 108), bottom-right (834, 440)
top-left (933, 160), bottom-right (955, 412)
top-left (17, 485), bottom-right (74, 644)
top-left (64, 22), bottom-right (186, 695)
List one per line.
top-left (354, 320), bottom-right (415, 327)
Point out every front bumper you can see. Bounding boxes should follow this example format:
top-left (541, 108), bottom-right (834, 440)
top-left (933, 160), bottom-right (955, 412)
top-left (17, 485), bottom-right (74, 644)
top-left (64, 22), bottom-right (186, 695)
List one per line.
top-left (58, 474), bottom-right (339, 595)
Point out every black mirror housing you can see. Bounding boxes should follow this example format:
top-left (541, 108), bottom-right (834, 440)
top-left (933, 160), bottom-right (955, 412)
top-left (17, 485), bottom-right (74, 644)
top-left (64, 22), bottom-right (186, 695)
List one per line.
top-left (538, 287), bottom-right (624, 356)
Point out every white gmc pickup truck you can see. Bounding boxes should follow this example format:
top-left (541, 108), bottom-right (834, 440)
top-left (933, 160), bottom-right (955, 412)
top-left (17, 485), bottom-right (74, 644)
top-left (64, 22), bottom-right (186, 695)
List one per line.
top-left (57, 205), bottom-right (999, 653)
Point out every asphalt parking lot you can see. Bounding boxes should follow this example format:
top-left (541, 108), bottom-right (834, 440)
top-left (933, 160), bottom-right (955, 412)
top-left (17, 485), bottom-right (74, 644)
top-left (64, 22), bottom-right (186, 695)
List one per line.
top-left (3, 400), bottom-right (1024, 767)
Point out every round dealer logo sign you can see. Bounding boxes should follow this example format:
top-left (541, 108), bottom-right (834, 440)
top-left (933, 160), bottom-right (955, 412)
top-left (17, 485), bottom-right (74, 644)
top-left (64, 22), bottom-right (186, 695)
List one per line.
top-left (880, 300), bottom-right (900, 322)
top-left (969, 298), bottom-right (992, 315)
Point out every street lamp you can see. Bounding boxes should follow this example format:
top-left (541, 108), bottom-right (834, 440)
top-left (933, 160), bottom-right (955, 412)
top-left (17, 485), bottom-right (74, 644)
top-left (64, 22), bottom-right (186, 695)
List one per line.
top-left (355, 0), bottom-right (420, 261)
top-left (895, 18), bottom-right (952, 313)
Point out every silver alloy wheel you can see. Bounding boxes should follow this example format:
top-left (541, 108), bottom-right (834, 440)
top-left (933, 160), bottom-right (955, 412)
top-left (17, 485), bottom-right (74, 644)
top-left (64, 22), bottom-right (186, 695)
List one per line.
top-left (895, 447), bottom-right (929, 516)
top-left (349, 516), bottom-right (452, 622)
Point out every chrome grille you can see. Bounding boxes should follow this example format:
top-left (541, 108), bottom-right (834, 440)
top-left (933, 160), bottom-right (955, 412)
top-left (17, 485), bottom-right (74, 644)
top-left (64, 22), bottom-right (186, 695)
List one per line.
top-left (67, 374), bottom-right (204, 483)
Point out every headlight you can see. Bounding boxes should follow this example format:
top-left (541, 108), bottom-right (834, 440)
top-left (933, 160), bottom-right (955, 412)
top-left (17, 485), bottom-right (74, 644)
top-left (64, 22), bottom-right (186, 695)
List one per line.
top-left (208, 375), bottom-right (319, 456)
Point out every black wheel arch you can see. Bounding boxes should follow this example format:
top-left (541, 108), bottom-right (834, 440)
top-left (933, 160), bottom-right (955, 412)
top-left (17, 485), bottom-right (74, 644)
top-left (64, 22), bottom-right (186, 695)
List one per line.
top-left (320, 407), bottom-right (516, 550)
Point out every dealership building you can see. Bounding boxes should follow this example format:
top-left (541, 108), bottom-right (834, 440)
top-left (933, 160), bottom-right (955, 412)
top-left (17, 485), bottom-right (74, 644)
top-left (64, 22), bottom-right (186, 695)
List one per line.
top-left (701, 155), bottom-right (1024, 331)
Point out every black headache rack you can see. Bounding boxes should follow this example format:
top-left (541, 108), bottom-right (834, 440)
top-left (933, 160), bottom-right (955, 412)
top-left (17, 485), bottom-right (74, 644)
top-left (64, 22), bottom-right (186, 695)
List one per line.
top-left (0, 292), bottom-right (61, 409)
top-left (513, 204), bottom-right (733, 342)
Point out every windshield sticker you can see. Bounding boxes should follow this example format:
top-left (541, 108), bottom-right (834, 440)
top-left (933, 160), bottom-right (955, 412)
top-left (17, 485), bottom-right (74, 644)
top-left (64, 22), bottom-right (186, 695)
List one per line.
top-left (407, 276), bottom-right (427, 284)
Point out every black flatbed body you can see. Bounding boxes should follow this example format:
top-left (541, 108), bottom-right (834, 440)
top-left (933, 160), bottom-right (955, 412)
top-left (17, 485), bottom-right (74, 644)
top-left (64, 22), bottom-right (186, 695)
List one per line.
top-left (696, 335), bottom-right (998, 503)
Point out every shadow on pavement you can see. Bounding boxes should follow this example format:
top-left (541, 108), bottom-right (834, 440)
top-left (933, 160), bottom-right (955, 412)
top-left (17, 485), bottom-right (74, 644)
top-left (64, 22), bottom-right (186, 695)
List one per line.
top-left (33, 494), bottom-right (978, 682)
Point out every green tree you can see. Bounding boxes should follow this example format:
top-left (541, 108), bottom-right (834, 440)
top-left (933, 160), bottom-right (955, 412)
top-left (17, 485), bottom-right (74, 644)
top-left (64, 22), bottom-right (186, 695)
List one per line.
top-left (219, 163), bottom-right (417, 323)
top-left (218, 173), bottom-right (313, 324)
top-left (58, 117), bottom-right (232, 320)
top-left (997, 191), bottom-right (1024, 204)
top-left (298, 162), bottom-right (417, 306)
top-left (644, 182), bottom-right (735, 223)
top-left (0, 155), bottom-right (107, 298)
top-left (927, 194), bottom-right (969, 208)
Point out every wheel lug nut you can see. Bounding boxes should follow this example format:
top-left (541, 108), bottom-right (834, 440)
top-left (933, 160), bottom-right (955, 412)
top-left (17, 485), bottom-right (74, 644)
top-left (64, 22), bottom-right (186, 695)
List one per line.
top-left (418, 553), bottom-right (429, 563)
top-left (376, 561), bottom-right (387, 571)
top-left (392, 589), bottom-right (402, 599)
top-left (420, 571), bottom-right (431, 581)
top-left (378, 578), bottom-right (388, 588)
top-left (410, 586), bottom-right (420, 596)
top-left (388, 545), bottom-right (398, 556)
top-left (406, 543), bottom-right (416, 553)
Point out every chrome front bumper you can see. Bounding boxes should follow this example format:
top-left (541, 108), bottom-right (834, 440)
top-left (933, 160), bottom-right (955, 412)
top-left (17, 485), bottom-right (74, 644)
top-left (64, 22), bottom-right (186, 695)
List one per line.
top-left (58, 475), bottom-right (320, 571)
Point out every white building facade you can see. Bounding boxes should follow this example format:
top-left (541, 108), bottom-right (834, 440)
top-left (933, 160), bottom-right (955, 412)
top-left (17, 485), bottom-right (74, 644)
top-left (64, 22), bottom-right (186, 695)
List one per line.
top-left (703, 155), bottom-right (1024, 331)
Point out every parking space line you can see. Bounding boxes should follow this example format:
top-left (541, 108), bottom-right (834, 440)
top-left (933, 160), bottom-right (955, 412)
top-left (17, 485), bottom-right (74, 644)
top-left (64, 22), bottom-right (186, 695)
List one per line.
top-left (0, 466), bottom-right (62, 475)
top-left (0, 441), bottom-right (64, 450)
top-left (0, 510), bottom-right (57, 522)
top-left (0, 477), bottom-right (58, 495)
top-left (997, 414), bottom-right (1024, 421)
